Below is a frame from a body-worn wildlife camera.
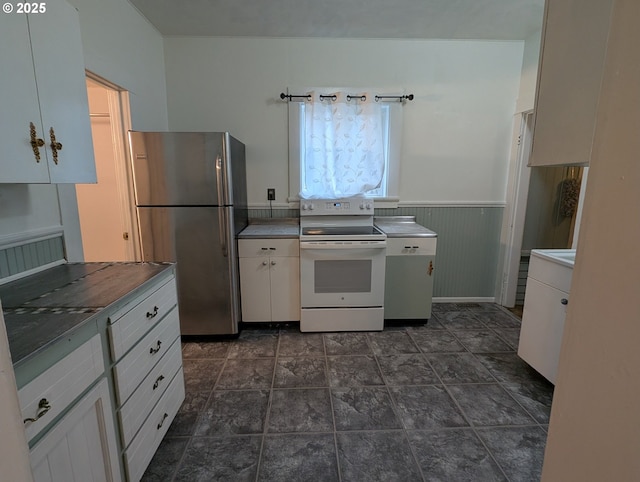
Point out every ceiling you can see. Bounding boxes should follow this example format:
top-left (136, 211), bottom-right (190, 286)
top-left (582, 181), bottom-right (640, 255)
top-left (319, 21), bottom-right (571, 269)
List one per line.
top-left (128, 0), bottom-right (545, 40)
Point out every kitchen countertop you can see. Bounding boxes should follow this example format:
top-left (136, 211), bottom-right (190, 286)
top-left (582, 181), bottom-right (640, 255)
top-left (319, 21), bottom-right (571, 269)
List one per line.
top-left (238, 218), bottom-right (300, 239)
top-left (374, 216), bottom-right (437, 238)
top-left (1, 262), bottom-right (173, 368)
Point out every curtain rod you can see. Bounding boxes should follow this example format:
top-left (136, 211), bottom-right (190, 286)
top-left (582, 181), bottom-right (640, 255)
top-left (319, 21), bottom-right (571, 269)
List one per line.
top-left (280, 92), bottom-right (414, 102)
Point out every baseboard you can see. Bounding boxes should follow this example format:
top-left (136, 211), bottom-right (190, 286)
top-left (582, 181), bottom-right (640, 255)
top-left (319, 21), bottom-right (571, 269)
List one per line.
top-left (432, 297), bottom-right (496, 304)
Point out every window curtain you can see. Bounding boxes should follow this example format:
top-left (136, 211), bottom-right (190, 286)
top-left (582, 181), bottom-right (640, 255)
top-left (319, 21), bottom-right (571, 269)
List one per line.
top-left (300, 91), bottom-right (385, 199)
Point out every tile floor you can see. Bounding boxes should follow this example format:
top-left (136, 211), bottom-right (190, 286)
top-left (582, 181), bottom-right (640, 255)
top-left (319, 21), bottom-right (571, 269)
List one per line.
top-left (142, 303), bottom-right (553, 482)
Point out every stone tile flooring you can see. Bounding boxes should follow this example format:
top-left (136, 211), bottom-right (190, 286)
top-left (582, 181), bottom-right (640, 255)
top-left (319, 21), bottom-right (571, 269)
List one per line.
top-left (142, 303), bottom-right (553, 482)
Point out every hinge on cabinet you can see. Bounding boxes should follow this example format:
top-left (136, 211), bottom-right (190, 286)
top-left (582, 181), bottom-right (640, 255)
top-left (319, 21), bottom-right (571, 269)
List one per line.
top-left (123, 232), bottom-right (129, 240)
top-left (427, 260), bottom-right (434, 276)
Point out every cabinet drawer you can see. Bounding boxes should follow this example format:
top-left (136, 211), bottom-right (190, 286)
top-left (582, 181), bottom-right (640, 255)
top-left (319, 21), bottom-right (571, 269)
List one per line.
top-left (124, 369), bottom-right (185, 482)
top-left (108, 277), bottom-right (178, 361)
top-left (119, 336), bottom-right (182, 448)
top-left (19, 335), bottom-right (104, 443)
top-left (238, 238), bottom-right (299, 257)
top-left (386, 237), bottom-right (437, 256)
top-left (113, 307), bottom-right (180, 406)
top-left (528, 253), bottom-right (573, 293)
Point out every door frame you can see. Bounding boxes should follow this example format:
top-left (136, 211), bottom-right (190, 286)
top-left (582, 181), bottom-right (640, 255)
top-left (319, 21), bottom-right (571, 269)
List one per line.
top-left (496, 111), bottom-right (534, 307)
top-left (84, 72), bottom-right (140, 261)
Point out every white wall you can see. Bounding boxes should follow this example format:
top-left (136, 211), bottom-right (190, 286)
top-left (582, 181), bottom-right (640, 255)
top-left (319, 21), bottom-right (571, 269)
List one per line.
top-left (541, 1), bottom-right (640, 479)
top-left (516, 30), bottom-right (542, 113)
top-left (67, 0), bottom-right (168, 130)
top-left (164, 38), bottom-right (523, 206)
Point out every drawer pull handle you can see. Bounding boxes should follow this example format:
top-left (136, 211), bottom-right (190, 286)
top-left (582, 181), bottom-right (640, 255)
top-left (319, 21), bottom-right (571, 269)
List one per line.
top-left (153, 375), bottom-right (165, 390)
top-left (157, 412), bottom-right (169, 430)
top-left (561, 298), bottom-right (569, 305)
top-left (146, 306), bottom-right (159, 319)
top-left (23, 398), bottom-right (51, 424)
top-left (150, 340), bottom-right (162, 354)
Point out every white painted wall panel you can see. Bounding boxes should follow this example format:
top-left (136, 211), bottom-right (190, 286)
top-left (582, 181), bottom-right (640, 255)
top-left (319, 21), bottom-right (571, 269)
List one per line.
top-left (164, 37), bottom-right (524, 205)
top-left (67, 0), bottom-right (168, 131)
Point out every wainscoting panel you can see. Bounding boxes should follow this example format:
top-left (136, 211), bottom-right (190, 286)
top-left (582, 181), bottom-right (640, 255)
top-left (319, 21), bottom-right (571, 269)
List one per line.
top-left (376, 206), bottom-right (503, 298)
top-left (0, 237), bottom-right (65, 280)
top-left (248, 208), bottom-right (299, 219)
top-left (248, 206), bottom-right (504, 298)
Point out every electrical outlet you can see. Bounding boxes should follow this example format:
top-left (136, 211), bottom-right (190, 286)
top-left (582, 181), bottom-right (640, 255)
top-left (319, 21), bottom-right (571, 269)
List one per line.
top-left (267, 188), bottom-right (276, 201)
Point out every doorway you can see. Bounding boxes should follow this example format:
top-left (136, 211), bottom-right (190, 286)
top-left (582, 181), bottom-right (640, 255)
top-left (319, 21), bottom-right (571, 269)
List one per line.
top-left (76, 74), bottom-right (139, 261)
top-left (498, 111), bottom-right (584, 308)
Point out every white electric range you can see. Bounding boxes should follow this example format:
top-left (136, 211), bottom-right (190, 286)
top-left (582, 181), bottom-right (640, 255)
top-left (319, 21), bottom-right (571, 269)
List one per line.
top-left (299, 199), bottom-right (386, 332)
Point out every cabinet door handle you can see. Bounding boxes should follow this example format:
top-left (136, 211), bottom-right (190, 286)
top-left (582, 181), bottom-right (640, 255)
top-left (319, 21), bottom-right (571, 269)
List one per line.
top-left (152, 374), bottom-right (165, 390)
top-left (146, 306), bottom-right (159, 319)
top-left (262, 260), bottom-right (268, 266)
top-left (23, 398), bottom-right (51, 424)
top-left (149, 340), bottom-right (162, 354)
top-left (49, 127), bottom-right (63, 165)
top-left (29, 122), bottom-right (45, 162)
top-left (271, 260), bottom-right (276, 266)
top-left (156, 412), bottom-right (169, 430)
top-left (561, 298), bottom-right (568, 305)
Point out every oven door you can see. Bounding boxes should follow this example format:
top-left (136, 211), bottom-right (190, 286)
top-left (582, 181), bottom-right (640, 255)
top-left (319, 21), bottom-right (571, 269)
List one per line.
top-left (300, 241), bottom-right (386, 308)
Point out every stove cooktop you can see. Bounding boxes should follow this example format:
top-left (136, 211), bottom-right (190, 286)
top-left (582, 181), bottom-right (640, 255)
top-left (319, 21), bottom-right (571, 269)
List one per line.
top-left (301, 226), bottom-right (384, 236)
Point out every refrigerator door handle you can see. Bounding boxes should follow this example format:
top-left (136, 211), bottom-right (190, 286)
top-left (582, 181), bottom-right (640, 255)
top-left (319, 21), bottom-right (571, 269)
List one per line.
top-left (215, 156), bottom-right (228, 257)
top-left (215, 155), bottom-right (225, 206)
top-left (218, 207), bottom-right (228, 257)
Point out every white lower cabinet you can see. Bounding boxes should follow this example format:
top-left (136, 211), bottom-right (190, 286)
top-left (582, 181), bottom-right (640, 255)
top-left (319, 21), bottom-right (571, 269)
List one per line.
top-left (123, 369), bottom-right (185, 482)
top-left (518, 278), bottom-right (568, 384)
top-left (239, 238), bottom-right (300, 322)
top-left (19, 335), bottom-right (104, 444)
top-left (518, 250), bottom-right (574, 384)
top-left (108, 271), bottom-right (184, 481)
top-left (29, 378), bottom-right (121, 482)
top-left (12, 267), bottom-right (182, 482)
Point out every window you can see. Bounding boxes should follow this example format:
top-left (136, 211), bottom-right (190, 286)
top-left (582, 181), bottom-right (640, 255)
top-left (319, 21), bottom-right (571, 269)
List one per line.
top-left (288, 89), bottom-right (402, 202)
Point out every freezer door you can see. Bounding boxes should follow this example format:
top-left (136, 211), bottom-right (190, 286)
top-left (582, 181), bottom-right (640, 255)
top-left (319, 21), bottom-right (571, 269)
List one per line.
top-left (129, 131), bottom-right (228, 206)
top-left (137, 206), bottom-right (239, 335)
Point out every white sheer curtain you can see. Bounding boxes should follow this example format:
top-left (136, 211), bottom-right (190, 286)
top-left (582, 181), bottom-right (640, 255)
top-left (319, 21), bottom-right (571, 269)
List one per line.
top-left (300, 91), bottom-right (385, 199)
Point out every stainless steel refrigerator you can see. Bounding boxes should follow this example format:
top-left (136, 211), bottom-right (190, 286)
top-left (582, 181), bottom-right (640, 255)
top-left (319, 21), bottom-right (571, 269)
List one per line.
top-left (128, 131), bottom-right (248, 335)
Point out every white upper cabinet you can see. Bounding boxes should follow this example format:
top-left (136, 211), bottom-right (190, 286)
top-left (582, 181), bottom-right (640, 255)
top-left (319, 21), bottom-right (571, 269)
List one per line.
top-left (0, 0), bottom-right (96, 183)
top-left (529, 0), bottom-right (614, 167)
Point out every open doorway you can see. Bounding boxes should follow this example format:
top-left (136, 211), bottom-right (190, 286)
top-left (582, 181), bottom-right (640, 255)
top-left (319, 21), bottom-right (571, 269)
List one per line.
top-left (76, 74), bottom-right (139, 261)
top-left (499, 111), bottom-right (585, 309)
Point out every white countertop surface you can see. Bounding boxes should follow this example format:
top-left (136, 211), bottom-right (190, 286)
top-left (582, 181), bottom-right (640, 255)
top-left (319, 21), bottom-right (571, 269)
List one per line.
top-left (238, 219), bottom-right (300, 239)
top-left (531, 249), bottom-right (576, 268)
top-left (374, 216), bottom-right (437, 238)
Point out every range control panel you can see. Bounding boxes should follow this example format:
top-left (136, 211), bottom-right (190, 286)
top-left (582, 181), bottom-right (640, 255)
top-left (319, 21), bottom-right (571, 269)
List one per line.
top-left (300, 199), bottom-right (374, 215)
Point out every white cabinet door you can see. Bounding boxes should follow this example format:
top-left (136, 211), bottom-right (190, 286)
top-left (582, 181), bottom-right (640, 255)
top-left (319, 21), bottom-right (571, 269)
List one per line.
top-left (0, 0), bottom-right (96, 183)
top-left (0, 12), bottom-right (50, 182)
top-left (270, 256), bottom-right (300, 322)
top-left (530, 0), bottom-right (614, 166)
top-left (29, 378), bottom-right (122, 482)
top-left (518, 277), bottom-right (568, 384)
top-left (28, 0), bottom-right (96, 183)
top-left (239, 257), bottom-right (272, 322)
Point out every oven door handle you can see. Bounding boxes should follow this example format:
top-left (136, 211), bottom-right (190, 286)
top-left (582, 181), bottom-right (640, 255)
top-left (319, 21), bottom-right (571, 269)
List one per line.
top-left (299, 242), bottom-right (386, 250)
